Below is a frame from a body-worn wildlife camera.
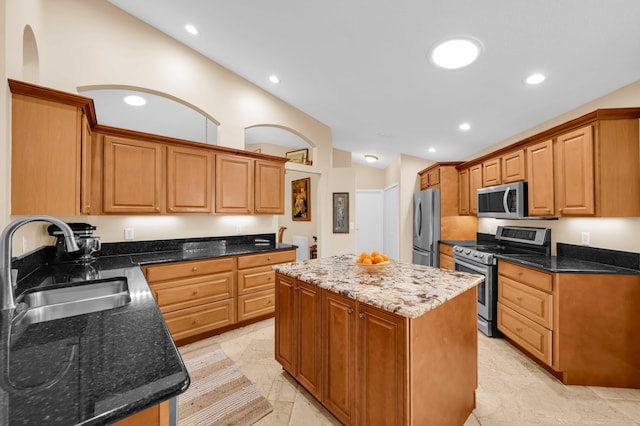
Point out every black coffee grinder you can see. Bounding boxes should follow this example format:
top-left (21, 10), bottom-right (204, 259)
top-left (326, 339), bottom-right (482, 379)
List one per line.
top-left (48, 223), bottom-right (101, 263)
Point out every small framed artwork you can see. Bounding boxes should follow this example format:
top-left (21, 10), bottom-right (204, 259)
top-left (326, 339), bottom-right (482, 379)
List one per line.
top-left (332, 192), bottom-right (349, 233)
top-left (292, 178), bottom-right (311, 221)
top-left (286, 148), bottom-right (309, 164)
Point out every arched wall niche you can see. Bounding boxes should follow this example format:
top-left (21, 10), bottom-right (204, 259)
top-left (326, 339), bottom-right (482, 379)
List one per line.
top-left (77, 85), bottom-right (219, 145)
top-left (22, 25), bottom-right (39, 83)
top-left (244, 124), bottom-right (315, 161)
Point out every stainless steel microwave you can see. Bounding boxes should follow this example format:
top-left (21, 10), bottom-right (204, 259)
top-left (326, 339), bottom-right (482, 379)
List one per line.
top-left (477, 181), bottom-right (528, 219)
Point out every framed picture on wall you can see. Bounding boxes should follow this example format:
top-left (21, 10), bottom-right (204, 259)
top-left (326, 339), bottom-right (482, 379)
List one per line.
top-left (332, 192), bottom-right (349, 233)
top-left (286, 148), bottom-right (309, 164)
top-left (292, 178), bottom-right (311, 221)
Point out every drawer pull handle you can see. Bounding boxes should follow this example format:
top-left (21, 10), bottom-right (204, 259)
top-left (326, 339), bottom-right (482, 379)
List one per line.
top-left (192, 319), bottom-right (197, 325)
top-left (192, 290), bottom-right (198, 296)
top-left (267, 256), bottom-right (272, 261)
top-left (515, 327), bottom-right (523, 333)
top-left (359, 312), bottom-right (365, 319)
top-left (516, 296), bottom-right (523, 302)
top-left (346, 308), bottom-right (353, 315)
top-left (268, 277), bottom-right (272, 281)
top-left (192, 267), bottom-right (198, 272)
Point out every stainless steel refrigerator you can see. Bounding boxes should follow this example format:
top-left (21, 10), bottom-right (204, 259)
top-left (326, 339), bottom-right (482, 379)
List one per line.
top-left (412, 189), bottom-right (441, 267)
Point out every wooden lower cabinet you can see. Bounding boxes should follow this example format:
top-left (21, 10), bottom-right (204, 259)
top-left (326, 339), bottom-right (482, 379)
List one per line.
top-left (498, 260), bottom-right (640, 388)
top-left (276, 274), bottom-right (478, 425)
top-left (111, 400), bottom-right (169, 426)
top-left (275, 274), bottom-right (322, 399)
top-left (439, 243), bottom-right (454, 270)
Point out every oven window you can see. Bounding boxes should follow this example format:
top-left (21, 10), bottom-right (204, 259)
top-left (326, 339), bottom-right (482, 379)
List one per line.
top-left (455, 263), bottom-right (486, 305)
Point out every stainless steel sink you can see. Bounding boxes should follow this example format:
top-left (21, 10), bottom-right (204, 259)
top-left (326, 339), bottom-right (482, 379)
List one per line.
top-left (12, 277), bottom-right (131, 325)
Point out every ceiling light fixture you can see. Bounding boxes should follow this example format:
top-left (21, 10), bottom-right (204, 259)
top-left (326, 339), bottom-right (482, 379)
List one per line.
top-left (185, 24), bottom-right (198, 35)
top-left (525, 73), bottom-right (546, 85)
top-left (459, 123), bottom-right (471, 131)
top-left (364, 154), bottom-right (378, 163)
top-left (428, 147), bottom-right (436, 153)
top-left (269, 75), bottom-right (280, 84)
top-left (430, 38), bottom-right (480, 70)
top-left (124, 95), bottom-right (146, 106)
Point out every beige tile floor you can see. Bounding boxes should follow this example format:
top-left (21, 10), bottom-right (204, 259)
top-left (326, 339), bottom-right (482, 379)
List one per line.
top-left (202, 318), bottom-right (640, 425)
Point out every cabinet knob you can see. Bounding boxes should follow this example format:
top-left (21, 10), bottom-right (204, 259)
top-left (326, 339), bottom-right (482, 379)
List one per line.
top-left (516, 296), bottom-right (523, 302)
top-left (192, 290), bottom-right (198, 296)
top-left (169, 207), bottom-right (174, 212)
top-left (558, 208), bottom-right (563, 212)
top-left (268, 276), bottom-right (272, 281)
top-left (515, 327), bottom-right (523, 333)
top-left (267, 256), bottom-right (272, 261)
top-left (347, 308), bottom-right (353, 315)
top-left (192, 267), bottom-right (198, 272)
top-left (192, 319), bottom-right (197, 325)
top-left (358, 312), bottom-right (365, 319)
top-left (155, 206), bottom-right (160, 212)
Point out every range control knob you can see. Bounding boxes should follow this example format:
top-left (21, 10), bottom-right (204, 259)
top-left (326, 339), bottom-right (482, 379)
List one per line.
top-left (464, 249), bottom-right (471, 255)
top-left (478, 254), bottom-right (485, 260)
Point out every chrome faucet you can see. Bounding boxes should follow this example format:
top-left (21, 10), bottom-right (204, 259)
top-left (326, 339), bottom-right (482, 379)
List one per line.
top-left (0, 216), bottom-right (79, 311)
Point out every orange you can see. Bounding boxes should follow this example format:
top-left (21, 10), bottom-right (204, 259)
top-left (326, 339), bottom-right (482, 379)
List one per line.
top-left (382, 254), bottom-right (389, 261)
top-left (362, 257), bottom-right (373, 265)
top-left (373, 255), bottom-right (384, 264)
top-left (356, 257), bottom-right (363, 264)
top-left (371, 251), bottom-right (381, 258)
top-left (359, 251), bottom-right (370, 260)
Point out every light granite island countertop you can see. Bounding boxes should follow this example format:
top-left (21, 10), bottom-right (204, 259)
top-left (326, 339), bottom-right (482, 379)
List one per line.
top-left (273, 254), bottom-right (484, 426)
top-left (273, 253), bottom-right (484, 319)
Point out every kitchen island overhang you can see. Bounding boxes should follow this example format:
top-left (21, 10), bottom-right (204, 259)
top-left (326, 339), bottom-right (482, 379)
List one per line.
top-left (273, 254), bottom-right (484, 426)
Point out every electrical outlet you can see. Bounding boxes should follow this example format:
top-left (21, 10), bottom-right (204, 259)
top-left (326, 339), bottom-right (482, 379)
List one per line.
top-left (124, 228), bottom-right (134, 240)
top-left (236, 224), bottom-right (243, 234)
top-left (22, 236), bottom-right (28, 254)
top-left (581, 231), bottom-right (590, 246)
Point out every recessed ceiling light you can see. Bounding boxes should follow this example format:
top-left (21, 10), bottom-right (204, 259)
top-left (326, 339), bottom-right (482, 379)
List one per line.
top-left (364, 154), bottom-right (378, 163)
top-left (185, 24), bottom-right (198, 35)
top-left (525, 73), bottom-right (545, 85)
top-left (124, 95), bottom-right (146, 106)
top-left (459, 123), bottom-right (471, 131)
top-left (269, 75), bottom-right (280, 84)
top-left (428, 147), bottom-right (436, 153)
top-left (430, 38), bottom-right (480, 70)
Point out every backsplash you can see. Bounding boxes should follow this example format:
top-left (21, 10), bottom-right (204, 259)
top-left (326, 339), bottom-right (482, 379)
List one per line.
top-left (557, 243), bottom-right (640, 272)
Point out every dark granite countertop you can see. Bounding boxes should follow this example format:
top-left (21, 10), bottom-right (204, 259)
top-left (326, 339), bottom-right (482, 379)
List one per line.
top-left (495, 253), bottom-right (640, 274)
top-left (439, 240), bottom-right (476, 247)
top-left (4, 234), bottom-right (297, 425)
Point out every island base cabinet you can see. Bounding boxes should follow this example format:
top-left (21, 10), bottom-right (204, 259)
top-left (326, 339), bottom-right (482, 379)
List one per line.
top-left (111, 400), bottom-right (169, 426)
top-left (276, 278), bottom-right (478, 426)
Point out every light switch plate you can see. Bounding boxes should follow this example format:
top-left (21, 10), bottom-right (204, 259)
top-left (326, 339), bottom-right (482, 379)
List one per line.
top-left (124, 228), bottom-right (134, 240)
top-left (581, 231), bottom-right (590, 245)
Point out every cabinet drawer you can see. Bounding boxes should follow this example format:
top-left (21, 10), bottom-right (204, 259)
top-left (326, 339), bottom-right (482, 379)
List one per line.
top-left (150, 271), bottom-right (234, 313)
top-left (164, 299), bottom-right (235, 341)
top-left (498, 261), bottom-right (553, 293)
top-left (145, 257), bottom-right (236, 283)
top-left (440, 254), bottom-right (454, 271)
top-left (498, 302), bottom-right (552, 366)
top-left (499, 275), bottom-right (552, 328)
top-left (238, 266), bottom-right (275, 295)
top-left (237, 289), bottom-right (275, 321)
top-left (439, 243), bottom-right (453, 257)
top-left (237, 250), bottom-right (295, 269)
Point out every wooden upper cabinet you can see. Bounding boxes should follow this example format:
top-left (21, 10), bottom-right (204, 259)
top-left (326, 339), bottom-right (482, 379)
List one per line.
top-left (526, 139), bottom-right (555, 217)
top-left (103, 136), bottom-right (163, 214)
top-left (501, 149), bottom-right (526, 183)
top-left (10, 84), bottom-right (94, 216)
top-left (458, 169), bottom-right (470, 215)
top-left (482, 158), bottom-right (502, 187)
top-left (418, 166), bottom-right (441, 190)
top-left (469, 165), bottom-right (483, 214)
top-left (555, 125), bottom-right (595, 216)
top-left (215, 154), bottom-right (254, 214)
top-left (254, 160), bottom-right (285, 214)
top-left (166, 145), bottom-right (213, 213)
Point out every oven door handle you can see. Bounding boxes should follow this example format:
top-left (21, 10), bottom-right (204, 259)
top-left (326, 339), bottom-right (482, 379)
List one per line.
top-left (503, 187), bottom-right (510, 213)
top-left (454, 257), bottom-right (489, 275)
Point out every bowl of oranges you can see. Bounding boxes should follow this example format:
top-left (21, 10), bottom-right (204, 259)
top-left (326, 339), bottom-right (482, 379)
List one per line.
top-left (355, 251), bottom-right (390, 271)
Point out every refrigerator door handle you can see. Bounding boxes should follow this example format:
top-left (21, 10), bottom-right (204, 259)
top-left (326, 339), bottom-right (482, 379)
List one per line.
top-left (429, 192), bottom-right (435, 250)
top-left (415, 199), bottom-right (422, 239)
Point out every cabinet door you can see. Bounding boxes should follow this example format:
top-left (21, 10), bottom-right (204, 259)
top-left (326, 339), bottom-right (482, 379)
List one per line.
top-left (103, 136), bottom-right (163, 213)
top-left (11, 94), bottom-right (82, 215)
top-left (427, 168), bottom-right (440, 187)
top-left (80, 114), bottom-right (93, 214)
top-left (112, 401), bottom-right (169, 426)
top-left (526, 140), bottom-right (555, 216)
top-left (255, 160), bottom-right (284, 214)
top-left (469, 165), bottom-right (483, 214)
top-left (322, 291), bottom-right (356, 425)
top-left (296, 281), bottom-right (322, 399)
top-left (482, 158), bottom-right (501, 187)
top-left (166, 145), bottom-right (213, 213)
top-left (502, 149), bottom-right (526, 183)
top-left (419, 172), bottom-right (428, 190)
top-left (458, 169), bottom-right (470, 215)
top-left (357, 304), bottom-right (405, 426)
top-left (556, 125), bottom-right (595, 216)
top-left (215, 154), bottom-right (254, 213)
top-left (275, 274), bottom-right (297, 375)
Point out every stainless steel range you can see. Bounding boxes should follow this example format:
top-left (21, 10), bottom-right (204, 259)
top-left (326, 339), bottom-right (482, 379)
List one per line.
top-left (453, 226), bottom-right (551, 337)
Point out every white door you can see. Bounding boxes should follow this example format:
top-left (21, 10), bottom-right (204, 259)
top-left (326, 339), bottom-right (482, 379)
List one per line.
top-left (356, 190), bottom-right (383, 254)
top-left (383, 184), bottom-right (400, 261)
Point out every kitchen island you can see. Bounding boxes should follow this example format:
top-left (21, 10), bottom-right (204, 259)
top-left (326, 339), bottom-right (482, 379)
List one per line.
top-left (274, 254), bottom-right (484, 426)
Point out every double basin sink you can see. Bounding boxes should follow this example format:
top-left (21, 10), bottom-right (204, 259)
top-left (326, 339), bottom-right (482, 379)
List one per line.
top-left (12, 277), bottom-right (131, 325)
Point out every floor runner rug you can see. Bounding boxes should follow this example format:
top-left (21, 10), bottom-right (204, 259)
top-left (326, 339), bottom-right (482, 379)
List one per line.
top-left (178, 341), bottom-right (272, 425)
